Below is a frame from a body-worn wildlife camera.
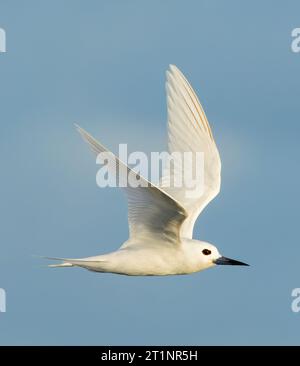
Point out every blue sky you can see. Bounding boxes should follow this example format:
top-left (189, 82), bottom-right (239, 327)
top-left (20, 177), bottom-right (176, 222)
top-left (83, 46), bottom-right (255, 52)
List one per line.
top-left (0, 0), bottom-right (300, 345)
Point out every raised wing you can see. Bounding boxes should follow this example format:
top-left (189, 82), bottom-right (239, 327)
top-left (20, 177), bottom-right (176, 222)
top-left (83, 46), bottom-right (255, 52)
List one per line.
top-left (159, 65), bottom-right (221, 239)
top-left (75, 125), bottom-right (187, 247)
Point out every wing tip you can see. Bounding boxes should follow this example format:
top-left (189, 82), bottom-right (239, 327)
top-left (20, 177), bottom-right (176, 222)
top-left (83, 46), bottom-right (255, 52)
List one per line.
top-left (74, 123), bottom-right (85, 135)
top-left (169, 64), bottom-right (178, 71)
top-left (74, 123), bottom-right (93, 143)
top-left (166, 64), bottom-right (215, 142)
top-left (168, 64), bottom-right (183, 78)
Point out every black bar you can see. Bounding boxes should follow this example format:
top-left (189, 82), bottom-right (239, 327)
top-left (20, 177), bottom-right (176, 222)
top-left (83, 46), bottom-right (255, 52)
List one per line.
top-left (0, 346), bottom-right (299, 362)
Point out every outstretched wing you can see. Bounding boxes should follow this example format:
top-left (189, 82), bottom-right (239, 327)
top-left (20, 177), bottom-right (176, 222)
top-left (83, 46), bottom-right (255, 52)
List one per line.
top-left (75, 125), bottom-right (187, 247)
top-left (159, 65), bottom-right (221, 239)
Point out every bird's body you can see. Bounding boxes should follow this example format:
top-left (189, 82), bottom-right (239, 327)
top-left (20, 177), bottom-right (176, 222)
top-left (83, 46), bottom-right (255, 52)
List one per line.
top-left (47, 65), bottom-right (248, 275)
top-left (51, 239), bottom-right (217, 276)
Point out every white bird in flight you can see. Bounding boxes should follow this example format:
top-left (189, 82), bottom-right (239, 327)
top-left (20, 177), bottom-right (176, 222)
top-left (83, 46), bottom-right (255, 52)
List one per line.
top-left (47, 65), bottom-right (248, 275)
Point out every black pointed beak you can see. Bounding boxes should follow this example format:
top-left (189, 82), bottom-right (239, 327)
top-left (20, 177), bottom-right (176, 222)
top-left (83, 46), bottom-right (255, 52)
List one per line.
top-left (214, 256), bottom-right (249, 266)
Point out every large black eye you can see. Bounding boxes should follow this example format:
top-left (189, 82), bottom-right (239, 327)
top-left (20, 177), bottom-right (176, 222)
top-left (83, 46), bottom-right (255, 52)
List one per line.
top-left (202, 249), bottom-right (211, 256)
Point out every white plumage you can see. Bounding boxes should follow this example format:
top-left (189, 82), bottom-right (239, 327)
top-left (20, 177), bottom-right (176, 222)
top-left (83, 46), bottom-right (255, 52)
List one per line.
top-left (47, 65), bottom-right (248, 275)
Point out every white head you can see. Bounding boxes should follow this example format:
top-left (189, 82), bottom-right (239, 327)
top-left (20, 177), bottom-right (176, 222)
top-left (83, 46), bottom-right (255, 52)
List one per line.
top-left (193, 241), bottom-right (249, 270)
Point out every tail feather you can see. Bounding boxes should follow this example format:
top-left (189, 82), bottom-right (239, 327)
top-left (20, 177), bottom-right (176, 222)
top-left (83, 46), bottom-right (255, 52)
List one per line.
top-left (48, 262), bottom-right (73, 268)
top-left (43, 256), bottom-right (107, 270)
top-left (43, 256), bottom-right (74, 268)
